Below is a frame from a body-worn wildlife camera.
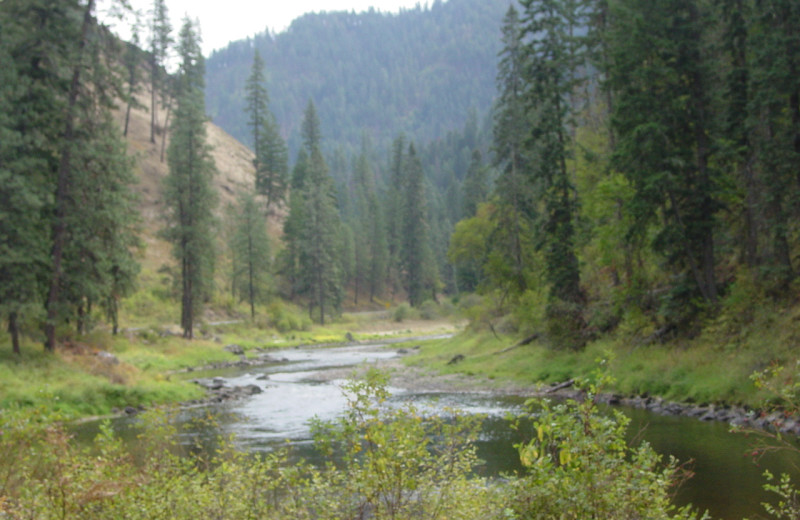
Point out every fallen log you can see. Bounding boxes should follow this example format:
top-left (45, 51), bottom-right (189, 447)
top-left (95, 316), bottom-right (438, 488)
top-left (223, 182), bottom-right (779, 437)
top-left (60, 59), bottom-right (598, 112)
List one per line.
top-left (495, 333), bottom-right (540, 354)
top-left (545, 379), bottom-right (575, 394)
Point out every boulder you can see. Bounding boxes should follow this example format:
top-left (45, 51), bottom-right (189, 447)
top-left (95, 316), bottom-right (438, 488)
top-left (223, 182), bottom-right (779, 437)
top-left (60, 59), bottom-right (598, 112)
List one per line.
top-left (96, 351), bottom-right (119, 365)
top-left (224, 344), bottom-right (244, 356)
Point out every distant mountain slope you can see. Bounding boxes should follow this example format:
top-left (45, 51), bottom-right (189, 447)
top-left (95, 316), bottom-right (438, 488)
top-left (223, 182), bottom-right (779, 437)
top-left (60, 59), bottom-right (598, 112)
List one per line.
top-left (205, 0), bottom-right (507, 159)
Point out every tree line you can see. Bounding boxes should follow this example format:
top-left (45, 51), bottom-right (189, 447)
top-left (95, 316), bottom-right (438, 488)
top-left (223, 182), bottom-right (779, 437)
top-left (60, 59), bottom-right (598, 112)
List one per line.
top-left (0, 0), bottom-right (141, 353)
top-left (450, 0), bottom-right (800, 347)
top-left (4, 0), bottom-right (799, 352)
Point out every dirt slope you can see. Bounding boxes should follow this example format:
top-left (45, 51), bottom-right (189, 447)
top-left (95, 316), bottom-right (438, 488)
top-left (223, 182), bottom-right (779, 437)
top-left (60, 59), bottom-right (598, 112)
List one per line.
top-left (114, 90), bottom-right (285, 273)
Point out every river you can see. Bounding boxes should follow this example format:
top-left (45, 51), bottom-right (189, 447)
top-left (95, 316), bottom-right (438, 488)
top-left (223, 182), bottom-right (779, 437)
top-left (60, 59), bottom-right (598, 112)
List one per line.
top-left (79, 341), bottom-right (800, 519)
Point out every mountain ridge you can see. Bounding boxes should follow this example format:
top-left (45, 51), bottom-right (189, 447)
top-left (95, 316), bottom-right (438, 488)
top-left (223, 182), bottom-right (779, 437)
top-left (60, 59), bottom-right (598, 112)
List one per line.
top-left (205, 0), bottom-right (508, 160)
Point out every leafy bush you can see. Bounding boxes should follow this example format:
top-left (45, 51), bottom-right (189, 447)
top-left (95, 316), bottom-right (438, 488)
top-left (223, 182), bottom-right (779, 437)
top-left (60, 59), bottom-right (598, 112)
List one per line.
top-left (393, 303), bottom-right (415, 322)
top-left (506, 374), bottom-right (706, 520)
top-left (265, 301), bottom-right (312, 332)
top-left (419, 300), bottom-right (440, 320)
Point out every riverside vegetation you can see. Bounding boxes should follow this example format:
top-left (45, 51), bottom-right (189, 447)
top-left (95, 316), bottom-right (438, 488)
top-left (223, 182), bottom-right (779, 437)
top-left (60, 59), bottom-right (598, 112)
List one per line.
top-left (0, 370), bottom-right (709, 519)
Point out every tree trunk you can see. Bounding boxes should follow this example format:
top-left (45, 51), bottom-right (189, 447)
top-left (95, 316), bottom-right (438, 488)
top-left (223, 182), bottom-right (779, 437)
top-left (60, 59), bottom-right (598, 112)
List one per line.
top-left (9, 312), bottom-right (20, 355)
top-left (45, 0), bottom-right (95, 352)
top-left (150, 58), bottom-right (157, 144)
top-left (159, 95), bottom-right (172, 162)
top-left (248, 229), bottom-right (255, 320)
top-left (123, 99), bottom-right (133, 137)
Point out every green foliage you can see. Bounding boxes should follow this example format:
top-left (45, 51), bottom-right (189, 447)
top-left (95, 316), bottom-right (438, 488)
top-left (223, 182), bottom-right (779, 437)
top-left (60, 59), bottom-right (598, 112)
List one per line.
top-left (246, 48), bottom-right (288, 208)
top-left (392, 303), bottom-right (414, 323)
top-left (400, 144), bottom-right (437, 307)
top-left (265, 301), bottom-right (312, 332)
top-left (607, 0), bottom-right (720, 314)
top-left (0, 371), bottom-right (710, 519)
top-left (507, 374), bottom-right (706, 520)
top-left (163, 18), bottom-right (218, 339)
top-left (309, 370), bottom-right (495, 518)
top-left (761, 471), bottom-right (800, 519)
top-left (291, 101), bottom-right (346, 324)
top-left (228, 192), bottom-right (272, 319)
top-left (418, 300), bottom-right (440, 320)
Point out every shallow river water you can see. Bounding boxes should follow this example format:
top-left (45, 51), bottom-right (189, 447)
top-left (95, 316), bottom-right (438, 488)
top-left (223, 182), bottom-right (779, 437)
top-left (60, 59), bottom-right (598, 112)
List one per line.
top-left (80, 341), bottom-right (800, 519)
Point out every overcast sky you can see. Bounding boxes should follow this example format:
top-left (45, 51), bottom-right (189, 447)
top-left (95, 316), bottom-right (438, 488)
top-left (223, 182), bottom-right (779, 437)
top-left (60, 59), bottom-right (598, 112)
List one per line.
top-left (100, 0), bottom-right (429, 56)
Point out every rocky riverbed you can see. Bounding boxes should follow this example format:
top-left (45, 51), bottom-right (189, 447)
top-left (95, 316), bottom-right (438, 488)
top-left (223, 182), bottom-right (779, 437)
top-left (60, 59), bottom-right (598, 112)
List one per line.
top-left (179, 340), bottom-right (799, 437)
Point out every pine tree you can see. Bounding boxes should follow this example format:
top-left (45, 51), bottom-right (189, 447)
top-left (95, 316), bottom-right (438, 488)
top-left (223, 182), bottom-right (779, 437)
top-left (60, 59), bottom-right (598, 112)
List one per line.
top-left (350, 143), bottom-right (388, 303)
top-left (292, 101), bottom-right (344, 324)
top-left (462, 149), bottom-right (489, 218)
top-left (62, 109), bottom-right (141, 336)
top-left (0, 25), bottom-right (49, 353)
top-left (277, 148), bottom-right (309, 300)
top-left (401, 143), bottom-right (435, 307)
top-left (384, 135), bottom-right (406, 298)
top-left (491, 4), bottom-right (533, 295)
top-left (1, 0), bottom-right (142, 350)
top-left (163, 18), bottom-right (217, 339)
top-left (518, 0), bottom-right (587, 347)
top-left (259, 114), bottom-right (289, 208)
top-left (245, 49), bottom-right (289, 210)
top-left (607, 0), bottom-right (720, 319)
top-left (43, 0), bottom-right (112, 350)
top-left (231, 192), bottom-right (271, 320)
top-left (745, 0), bottom-right (800, 287)
top-left (148, 0), bottom-right (171, 145)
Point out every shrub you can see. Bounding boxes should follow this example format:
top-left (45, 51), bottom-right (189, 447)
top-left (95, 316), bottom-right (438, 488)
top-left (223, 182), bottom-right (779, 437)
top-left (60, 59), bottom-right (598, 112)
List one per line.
top-left (506, 375), bottom-right (706, 520)
top-left (393, 303), bottom-right (413, 322)
top-left (419, 300), bottom-right (439, 320)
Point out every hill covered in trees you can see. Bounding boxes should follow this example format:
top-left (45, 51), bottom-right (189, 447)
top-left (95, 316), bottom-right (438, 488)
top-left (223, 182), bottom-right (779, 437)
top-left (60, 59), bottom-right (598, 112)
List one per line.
top-left (205, 0), bottom-right (507, 160)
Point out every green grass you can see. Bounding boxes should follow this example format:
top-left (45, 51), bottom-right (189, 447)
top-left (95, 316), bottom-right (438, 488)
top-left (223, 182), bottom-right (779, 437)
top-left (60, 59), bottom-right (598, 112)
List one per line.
top-left (0, 294), bottom-right (462, 420)
top-left (401, 299), bottom-right (800, 408)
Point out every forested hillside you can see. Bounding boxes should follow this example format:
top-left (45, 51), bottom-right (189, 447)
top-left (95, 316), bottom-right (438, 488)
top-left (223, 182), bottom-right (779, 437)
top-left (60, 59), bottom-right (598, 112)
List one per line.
top-left (3, 0), bottom-right (800, 357)
top-left (205, 0), bottom-right (507, 160)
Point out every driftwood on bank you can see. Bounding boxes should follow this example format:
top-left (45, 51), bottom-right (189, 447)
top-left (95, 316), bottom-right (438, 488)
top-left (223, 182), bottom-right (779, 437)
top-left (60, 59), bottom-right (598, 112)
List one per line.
top-left (544, 379), bottom-right (575, 394)
top-left (495, 333), bottom-right (540, 355)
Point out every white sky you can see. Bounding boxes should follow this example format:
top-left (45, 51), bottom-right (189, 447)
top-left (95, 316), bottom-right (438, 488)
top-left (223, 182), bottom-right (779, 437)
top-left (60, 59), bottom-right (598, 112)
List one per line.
top-left (100, 0), bottom-right (430, 56)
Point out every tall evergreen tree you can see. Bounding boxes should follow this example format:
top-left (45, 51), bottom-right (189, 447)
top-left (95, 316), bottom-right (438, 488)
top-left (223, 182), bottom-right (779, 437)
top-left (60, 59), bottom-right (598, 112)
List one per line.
top-left (148, 0), bottom-right (171, 145)
top-left (1, 0), bottom-right (142, 350)
top-left (293, 101), bottom-right (344, 323)
top-left (230, 192), bottom-right (271, 320)
top-left (744, 0), bottom-right (800, 287)
top-left (518, 0), bottom-right (587, 346)
top-left (491, 4), bottom-right (533, 296)
top-left (384, 135), bottom-right (406, 298)
top-left (462, 149), bottom-right (490, 218)
top-left (350, 143), bottom-right (388, 303)
top-left (401, 143), bottom-right (435, 307)
top-left (163, 18), bottom-right (217, 339)
top-left (0, 23), bottom-right (48, 353)
top-left (245, 48), bottom-right (288, 210)
top-left (607, 0), bottom-right (720, 319)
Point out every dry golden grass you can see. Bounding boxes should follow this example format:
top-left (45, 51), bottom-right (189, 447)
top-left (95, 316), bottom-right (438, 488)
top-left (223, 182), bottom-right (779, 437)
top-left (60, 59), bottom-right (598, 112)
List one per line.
top-left (113, 87), bottom-right (287, 276)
